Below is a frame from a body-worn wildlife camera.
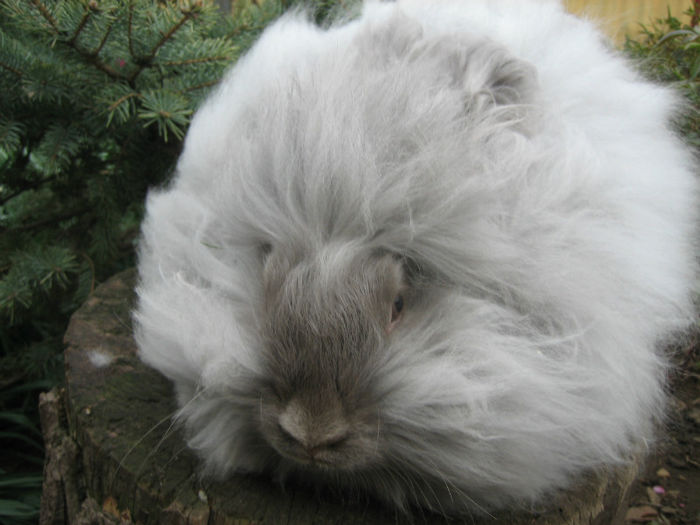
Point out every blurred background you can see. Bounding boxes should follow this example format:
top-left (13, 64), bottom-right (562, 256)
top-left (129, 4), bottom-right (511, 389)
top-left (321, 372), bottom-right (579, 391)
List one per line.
top-left (565, 0), bottom-right (692, 42)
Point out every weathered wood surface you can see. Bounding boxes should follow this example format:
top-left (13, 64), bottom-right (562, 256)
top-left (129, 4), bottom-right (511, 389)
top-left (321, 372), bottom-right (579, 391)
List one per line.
top-left (43, 268), bottom-right (641, 524)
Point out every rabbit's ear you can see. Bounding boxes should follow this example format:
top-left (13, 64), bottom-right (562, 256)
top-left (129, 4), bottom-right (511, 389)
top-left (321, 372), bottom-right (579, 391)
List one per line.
top-left (413, 35), bottom-right (538, 111)
top-left (454, 41), bottom-right (537, 107)
top-left (361, 11), bottom-right (537, 112)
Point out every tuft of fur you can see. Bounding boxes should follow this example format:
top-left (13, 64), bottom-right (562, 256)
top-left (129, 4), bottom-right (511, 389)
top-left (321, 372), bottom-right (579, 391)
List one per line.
top-left (134, 0), bottom-right (699, 515)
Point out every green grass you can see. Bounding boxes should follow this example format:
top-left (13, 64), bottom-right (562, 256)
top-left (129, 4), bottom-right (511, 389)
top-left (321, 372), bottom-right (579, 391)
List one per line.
top-left (0, 382), bottom-right (47, 525)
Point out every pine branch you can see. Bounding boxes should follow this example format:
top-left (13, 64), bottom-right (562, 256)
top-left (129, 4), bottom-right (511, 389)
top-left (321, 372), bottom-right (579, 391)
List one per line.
top-left (108, 92), bottom-right (141, 113)
top-left (27, 0), bottom-right (121, 81)
top-left (67, 6), bottom-right (92, 46)
top-left (138, 89), bottom-right (193, 142)
top-left (148, 10), bottom-right (195, 60)
top-left (0, 118), bottom-right (24, 166)
top-left (29, 0), bottom-right (58, 32)
top-left (91, 19), bottom-right (115, 58)
top-left (128, 1), bottom-right (136, 58)
top-left (0, 177), bottom-right (55, 207)
top-left (80, 54), bottom-right (121, 80)
top-left (181, 79), bottom-right (220, 93)
top-left (162, 56), bottom-right (230, 67)
top-left (0, 59), bottom-right (22, 78)
top-left (29, 124), bottom-right (84, 176)
top-left (3, 206), bottom-right (91, 234)
top-left (129, 6), bottom-right (198, 83)
top-left (71, 19), bottom-right (122, 80)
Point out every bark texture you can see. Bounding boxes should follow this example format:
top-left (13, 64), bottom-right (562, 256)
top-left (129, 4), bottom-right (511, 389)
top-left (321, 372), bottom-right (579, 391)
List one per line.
top-left (41, 268), bottom-right (641, 524)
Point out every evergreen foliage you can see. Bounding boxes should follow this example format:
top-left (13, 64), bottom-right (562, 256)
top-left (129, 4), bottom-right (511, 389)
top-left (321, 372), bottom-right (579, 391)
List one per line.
top-left (0, 0), bottom-right (348, 522)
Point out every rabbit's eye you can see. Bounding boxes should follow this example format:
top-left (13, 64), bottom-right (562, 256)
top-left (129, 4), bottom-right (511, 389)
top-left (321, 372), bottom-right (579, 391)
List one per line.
top-left (392, 294), bottom-right (404, 321)
top-left (259, 241), bottom-right (273, 260)
top-left (388, 294), bottom-right (404, 332)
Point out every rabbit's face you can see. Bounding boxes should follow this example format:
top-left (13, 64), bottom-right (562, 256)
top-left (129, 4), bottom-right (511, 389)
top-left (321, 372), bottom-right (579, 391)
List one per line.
top-left (258, 244), bottom-right (407, 471)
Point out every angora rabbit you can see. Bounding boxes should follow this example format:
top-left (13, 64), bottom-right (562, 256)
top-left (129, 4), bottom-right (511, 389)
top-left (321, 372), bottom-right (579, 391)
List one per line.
top-left (134, 0), bottom-right (699, 515)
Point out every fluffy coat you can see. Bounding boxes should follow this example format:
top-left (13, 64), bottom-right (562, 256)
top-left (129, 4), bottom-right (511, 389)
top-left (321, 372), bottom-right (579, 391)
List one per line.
top-left (134, 0), bottom-right (699, 514)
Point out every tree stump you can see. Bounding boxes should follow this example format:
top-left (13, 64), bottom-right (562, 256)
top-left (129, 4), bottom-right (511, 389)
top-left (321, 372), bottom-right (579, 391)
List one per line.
top-left (42, 269), bottom-right (642, 525)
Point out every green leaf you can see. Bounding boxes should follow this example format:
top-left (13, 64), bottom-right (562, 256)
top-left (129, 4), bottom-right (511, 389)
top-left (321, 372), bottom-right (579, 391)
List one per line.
top-left (4, 453), bottom-right (44, 468)
top-left (657, 28), bottom-right (698, 45)
top-left (0, 499), bottom-right (39, 519)
top-left (0, 432), bottom-right (43, 451)
top-left (0, 476), bottom-right (42, 490)
top-left (0, 380), bottom-right (53, 396)
top-left (690, 54), bottom-right (700, 80)
top-left (0, 412), bottom-right (39, 433)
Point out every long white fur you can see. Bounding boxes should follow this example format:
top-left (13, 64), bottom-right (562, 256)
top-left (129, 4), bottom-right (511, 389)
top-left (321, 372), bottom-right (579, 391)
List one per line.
top-left (134, 0), bottom-right (699, 514)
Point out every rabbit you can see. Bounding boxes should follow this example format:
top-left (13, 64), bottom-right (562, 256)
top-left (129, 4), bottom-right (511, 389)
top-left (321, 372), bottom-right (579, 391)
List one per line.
top-left (133, 0), bottom-right (699, 516)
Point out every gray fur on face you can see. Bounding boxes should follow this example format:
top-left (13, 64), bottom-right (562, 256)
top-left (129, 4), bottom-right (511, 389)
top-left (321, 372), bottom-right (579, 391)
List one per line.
top-left (258, 248), bottom-right (403, 470)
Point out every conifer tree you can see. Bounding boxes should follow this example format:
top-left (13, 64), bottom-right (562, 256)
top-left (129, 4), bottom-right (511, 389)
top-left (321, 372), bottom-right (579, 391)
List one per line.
top-left (0, 1), bottom-right (346, 521)
top-left (0, 0), bottom-right (347, 381)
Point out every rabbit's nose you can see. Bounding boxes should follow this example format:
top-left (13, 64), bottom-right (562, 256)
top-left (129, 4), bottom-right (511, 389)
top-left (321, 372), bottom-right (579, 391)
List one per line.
top-left (278, 397), bottom-right (350, 456)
